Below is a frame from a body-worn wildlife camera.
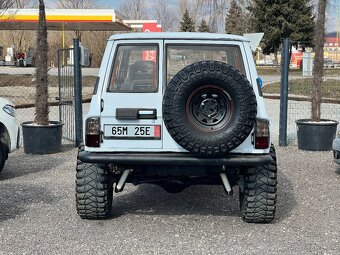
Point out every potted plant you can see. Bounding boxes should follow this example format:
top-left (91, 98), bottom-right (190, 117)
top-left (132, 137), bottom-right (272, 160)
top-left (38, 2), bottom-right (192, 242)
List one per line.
top-left (21, 0), bottom-right (63, 154)
top-left (296, 0), bottom-right (338, 151)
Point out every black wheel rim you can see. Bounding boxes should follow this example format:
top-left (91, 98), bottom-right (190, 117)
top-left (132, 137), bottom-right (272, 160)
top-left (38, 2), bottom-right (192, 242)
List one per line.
top-left (186, 85), bottom-right (234, 132)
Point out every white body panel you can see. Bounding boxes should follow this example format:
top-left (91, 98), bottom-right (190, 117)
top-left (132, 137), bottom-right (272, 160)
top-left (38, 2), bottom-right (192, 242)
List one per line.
top-left (0, 97), bottom-right (19, 152)
top-left (84, 32), bottom-right (271, 154)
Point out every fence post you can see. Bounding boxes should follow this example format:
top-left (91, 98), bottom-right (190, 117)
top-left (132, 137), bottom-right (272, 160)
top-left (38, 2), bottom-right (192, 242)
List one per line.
top-left (279, 38), bottom-right (290, 146)
top-left (73, 38), bottom-right (83, 147)
top-left (57, 49), bottom-right (62, 123)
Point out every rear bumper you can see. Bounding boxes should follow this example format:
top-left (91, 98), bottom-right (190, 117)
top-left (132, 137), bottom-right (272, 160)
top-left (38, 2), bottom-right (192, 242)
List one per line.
top-left (16, 127), bottom-right (20, 149)
top-left (10, 126), bottom-right (20, 152)
top-left (78, 151), bottom-right (273, 166)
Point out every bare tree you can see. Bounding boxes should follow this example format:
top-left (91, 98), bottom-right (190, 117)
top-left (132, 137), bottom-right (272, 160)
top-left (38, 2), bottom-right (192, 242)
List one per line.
top-left (238, 0), bottom-right (253, 33)
top-left (178, 0), bottom-right (229, 33)
top-left (0, 0), bottom-right (34, 57)
top-left (56, 0), bottom-right (98, 8)
top-left (6, 30), bottom-right (34, 52)
top-left (9, 1), bottom-right (35, 50)
top-left (202, 0), bottom-right (229, 33)
top-left (152, 0), bottom-right (176, 31)
top-left (118, 0), bottom-right (148, 20)
top-left (56, 0), bottom-right (98, 40)
top-left (0, 0), bottom-right (14, 10)
top-left (0, 0), bottom-right (15, 17)
top-left (179, 0), bottom-right (204, 22)
top-left (14, 0), bottom-right (34, 7)
top-left (81, 30), bottom-right (113, 67)
top-left (34, 0), bottom-right (49, 125)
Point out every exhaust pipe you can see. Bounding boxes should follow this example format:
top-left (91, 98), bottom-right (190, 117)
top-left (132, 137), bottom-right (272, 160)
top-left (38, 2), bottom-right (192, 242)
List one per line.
top-left (220, 173), bottom-right (232, 194)
top-left (115, 169), bottom-right (132, 192)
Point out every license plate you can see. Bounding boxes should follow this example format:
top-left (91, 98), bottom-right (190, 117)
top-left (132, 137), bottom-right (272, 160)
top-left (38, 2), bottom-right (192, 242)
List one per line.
top-left (104, 125), bottom-right (161, 140)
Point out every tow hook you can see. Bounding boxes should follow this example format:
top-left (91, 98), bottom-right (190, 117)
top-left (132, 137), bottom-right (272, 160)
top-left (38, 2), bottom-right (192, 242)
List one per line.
top-left (220, 173), bottom-right (232, 195)
top-left (115, 169), bottom-right (132, 192)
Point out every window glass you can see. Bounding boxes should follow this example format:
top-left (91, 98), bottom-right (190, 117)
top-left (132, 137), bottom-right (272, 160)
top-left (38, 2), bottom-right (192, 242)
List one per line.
top-left (166, 45), bottom-right (245, 84)
top-left (108, 45), bottom-right (158, 93)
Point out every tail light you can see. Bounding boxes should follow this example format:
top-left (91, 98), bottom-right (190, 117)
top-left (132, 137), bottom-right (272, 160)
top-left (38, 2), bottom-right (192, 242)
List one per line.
top-left (85, 117), bottom-right (101, 147)
top-left (255, 119), bottom-right (270, 149)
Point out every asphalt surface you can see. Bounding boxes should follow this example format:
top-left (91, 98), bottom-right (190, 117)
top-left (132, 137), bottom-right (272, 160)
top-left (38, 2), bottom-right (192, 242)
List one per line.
top-left (0, 144), bottom-right (339, 254)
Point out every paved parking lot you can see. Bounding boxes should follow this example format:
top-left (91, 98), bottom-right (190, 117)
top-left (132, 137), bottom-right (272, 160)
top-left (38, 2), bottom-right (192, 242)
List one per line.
top-left (1, 144), bottom-right (339, 254)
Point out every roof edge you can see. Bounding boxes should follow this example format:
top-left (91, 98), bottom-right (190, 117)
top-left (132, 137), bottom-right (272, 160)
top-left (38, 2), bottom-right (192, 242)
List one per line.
top-left (108, 32), bottom-right (249, 42)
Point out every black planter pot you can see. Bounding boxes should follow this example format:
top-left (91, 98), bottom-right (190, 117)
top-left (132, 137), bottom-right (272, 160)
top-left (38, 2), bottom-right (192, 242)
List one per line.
top-left (21, 121), bottom-right (63, 154)
top-left (296, 119), bottom-right (339, 151)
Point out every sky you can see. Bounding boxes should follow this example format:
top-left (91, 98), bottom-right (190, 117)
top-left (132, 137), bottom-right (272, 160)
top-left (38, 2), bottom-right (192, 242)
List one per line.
top-left (93, 0), bottom-right (120, 9)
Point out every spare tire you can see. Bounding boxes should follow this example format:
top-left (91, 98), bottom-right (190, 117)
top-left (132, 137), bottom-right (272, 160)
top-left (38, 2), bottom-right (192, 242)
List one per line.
top-left (163, 60), bottom-right (257, 156)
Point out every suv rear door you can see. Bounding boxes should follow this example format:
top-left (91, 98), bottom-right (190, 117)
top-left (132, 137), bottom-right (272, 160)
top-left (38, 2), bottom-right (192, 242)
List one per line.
top-left (100, 40), bottom-right (164, 151)
top-left (162, 40), bottom-right (254, 151)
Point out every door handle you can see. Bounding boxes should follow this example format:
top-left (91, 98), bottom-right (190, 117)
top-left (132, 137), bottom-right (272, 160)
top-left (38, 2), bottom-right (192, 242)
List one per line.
top-left (138, 109), bottom-right (157, 119)
top-left (138, 110), bottom-right (154, 115)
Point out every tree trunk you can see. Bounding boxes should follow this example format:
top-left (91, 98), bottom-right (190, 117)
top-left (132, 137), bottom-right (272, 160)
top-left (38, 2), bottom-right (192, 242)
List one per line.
top-left (34, 0), bottom-right (49, 125)
top-left (311, 0), bottom-right (327, 122)
top-left (274, 51), bottom-right (279, 73)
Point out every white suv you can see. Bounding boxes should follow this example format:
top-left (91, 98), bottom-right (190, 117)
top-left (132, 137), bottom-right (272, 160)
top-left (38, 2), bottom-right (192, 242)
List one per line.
top-left (0, 97), bottom-right (19, 173)
top-left (76, 33), bottom-right (278, 223)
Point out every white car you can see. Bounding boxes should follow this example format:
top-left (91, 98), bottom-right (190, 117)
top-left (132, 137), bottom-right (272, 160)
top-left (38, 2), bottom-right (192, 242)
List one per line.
top-left (76, 33), bottom-right (277, 223)
top-left (0, 97), bottom-right (20, 172)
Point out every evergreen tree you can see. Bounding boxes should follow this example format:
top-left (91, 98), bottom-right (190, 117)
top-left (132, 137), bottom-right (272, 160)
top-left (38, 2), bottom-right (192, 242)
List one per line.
top-left (249, 0), bottom-right (315, 66)
top-left (198, 19), bottom-right (210, 32)
top-left (179, 9), bottom-right (195, 32)
top-left (225, 0), bottom-right (245, 35)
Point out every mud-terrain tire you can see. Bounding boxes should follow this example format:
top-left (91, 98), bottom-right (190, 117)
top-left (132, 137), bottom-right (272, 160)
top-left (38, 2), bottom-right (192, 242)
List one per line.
top-left (0, 142), bottom-right (7, 173)
top-left (163, 60), bottom-right (257, 156)
top-left (76, 149), bottom-right (113, 219)
top-left (239, 145), bottom-right (277, 223)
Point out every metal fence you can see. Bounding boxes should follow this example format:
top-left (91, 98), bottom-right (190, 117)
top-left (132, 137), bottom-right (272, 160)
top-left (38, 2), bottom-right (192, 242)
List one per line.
top-left (0, 43), bottom-right (96, 146)
top-left (287, 100), bottom-right (340, 144)
top-left (262, 38), bottom-right (340, 145)
top-left (57, 39), bottom-right (85, 146)
top-left (0, 67), bottom-right (60, 123)
top-left (57, 47), bottom-right (76, 142)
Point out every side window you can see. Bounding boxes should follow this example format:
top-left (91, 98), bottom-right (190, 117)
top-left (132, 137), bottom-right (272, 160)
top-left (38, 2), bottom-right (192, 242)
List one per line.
top-left (108, 45), bottom-right (158, 93)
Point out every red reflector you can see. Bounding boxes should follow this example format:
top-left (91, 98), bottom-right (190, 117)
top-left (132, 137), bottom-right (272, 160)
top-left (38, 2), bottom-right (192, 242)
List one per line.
top-left (255, 137), bottom-right (269, 149)
top-left (154, 125), bottom-right (161, 138)
top-left (86, 134), bottom-right (100, 147)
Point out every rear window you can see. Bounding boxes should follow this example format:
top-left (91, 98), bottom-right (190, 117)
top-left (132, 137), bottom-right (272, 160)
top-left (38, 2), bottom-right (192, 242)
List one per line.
top-left (166, 45), bottom-right (245, 84)
top-left (108, 45), bottom-right (158, 93)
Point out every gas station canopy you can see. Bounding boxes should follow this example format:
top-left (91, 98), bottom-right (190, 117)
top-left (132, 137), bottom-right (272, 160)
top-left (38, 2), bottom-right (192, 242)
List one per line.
top-left (0, 9), bottom-right (131, 31)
